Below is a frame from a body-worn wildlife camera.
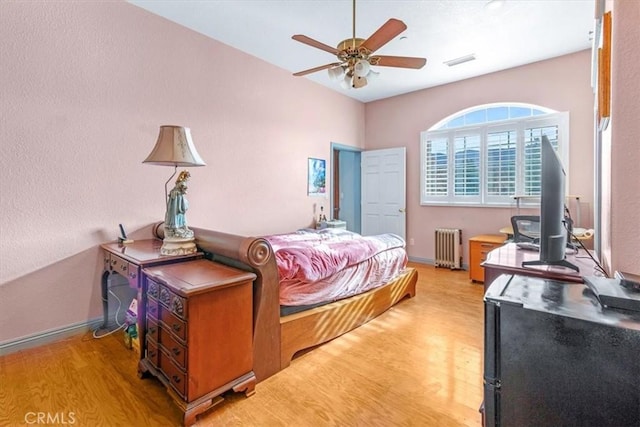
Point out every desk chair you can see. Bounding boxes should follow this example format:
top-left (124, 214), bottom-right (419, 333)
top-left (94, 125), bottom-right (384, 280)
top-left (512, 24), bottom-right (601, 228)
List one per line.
top-left (510, 215), bottom-right (540, 243)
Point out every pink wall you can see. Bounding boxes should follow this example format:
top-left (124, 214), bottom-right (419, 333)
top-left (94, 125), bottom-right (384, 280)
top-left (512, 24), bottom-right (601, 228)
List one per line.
top-left (365, 51), bottom-right (595, 264)
top-left (1, 2), bottom-right (620, 347)
top-left (601, 0), bottom-right (640, 275)
top-left (0, 2), bottom-right (364, 344)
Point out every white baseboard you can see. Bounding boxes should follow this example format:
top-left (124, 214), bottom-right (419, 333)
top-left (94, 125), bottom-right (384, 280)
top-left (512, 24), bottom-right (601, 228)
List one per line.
top-left (0, 317), bottom-right (103, 356)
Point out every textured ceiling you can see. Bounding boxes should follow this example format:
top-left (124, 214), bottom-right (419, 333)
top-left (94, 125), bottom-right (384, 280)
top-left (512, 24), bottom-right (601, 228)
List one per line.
top-left (129, 0), bottom-right (596, 102)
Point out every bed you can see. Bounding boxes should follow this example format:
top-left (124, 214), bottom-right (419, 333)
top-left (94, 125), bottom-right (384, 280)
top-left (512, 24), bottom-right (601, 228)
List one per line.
top-left (153, 224), bottom-right (418, 382)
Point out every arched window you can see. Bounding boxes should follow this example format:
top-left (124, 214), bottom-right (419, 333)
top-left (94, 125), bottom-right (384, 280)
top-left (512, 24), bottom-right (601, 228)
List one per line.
top-left (420, 103), bottom-right (569, 206)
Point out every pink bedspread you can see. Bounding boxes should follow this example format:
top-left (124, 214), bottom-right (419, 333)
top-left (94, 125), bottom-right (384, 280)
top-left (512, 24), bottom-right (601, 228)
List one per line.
top-left (265, 229), bottom-right (408, 306)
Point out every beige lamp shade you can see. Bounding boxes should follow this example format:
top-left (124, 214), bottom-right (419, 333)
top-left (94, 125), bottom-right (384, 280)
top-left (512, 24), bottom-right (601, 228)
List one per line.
top-left (143, 125), bottom-right (206, 167)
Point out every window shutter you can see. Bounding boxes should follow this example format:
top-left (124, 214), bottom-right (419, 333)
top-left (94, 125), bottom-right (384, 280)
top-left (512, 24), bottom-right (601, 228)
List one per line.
top-left (454, 135), bottom-right (480, 196)
top-left (486, 130), bottom-right (517, 197)
top-left (523, 125), bottom-right (559, 196)
top-left (423, 137), bottom-right (449, 197)
top-left (420, 109), bottom-right (568, 207)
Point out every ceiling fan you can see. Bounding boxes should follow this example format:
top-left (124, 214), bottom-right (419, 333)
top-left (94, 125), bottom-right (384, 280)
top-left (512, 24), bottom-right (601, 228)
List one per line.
top-left (291, 0), bottom-right (427, 89)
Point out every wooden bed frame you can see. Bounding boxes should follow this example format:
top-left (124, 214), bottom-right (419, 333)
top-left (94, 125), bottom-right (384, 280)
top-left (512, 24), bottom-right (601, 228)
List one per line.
top-left (155, 224), bottom-right (418, 382)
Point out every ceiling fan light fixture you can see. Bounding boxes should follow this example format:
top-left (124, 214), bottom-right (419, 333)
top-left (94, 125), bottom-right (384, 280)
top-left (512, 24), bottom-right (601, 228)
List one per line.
top-left (340, 73), bottom-right (352, 90)
top-left (328, 66), bottom-right (345, 80)
top-left (354, 59), bottom-right (371, 77)
top-left (352, 75), bottom-right (368, 89)
top-left (291, 0), bottom-right (426, 90)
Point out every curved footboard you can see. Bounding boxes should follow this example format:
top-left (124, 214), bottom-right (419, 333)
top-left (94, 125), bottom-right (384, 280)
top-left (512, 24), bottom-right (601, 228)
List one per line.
top-left (280, 267), bottom-right (418, 369)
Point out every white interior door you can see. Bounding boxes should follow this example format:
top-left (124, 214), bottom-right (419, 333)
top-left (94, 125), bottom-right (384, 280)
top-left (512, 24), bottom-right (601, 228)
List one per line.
top-left (361, 147), bottom-right (407, 239)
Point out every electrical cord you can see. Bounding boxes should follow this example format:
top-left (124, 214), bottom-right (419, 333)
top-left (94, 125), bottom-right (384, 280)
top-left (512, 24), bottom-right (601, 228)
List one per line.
top-left (563, 203), bottom-right (608, 278)
top-left (93, 289), bottom-right (126, 339)
top-left (567, 228), bottom-right (609, 278)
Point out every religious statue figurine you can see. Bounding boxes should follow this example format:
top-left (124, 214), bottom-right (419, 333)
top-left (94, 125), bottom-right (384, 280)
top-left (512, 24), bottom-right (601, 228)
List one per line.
top-left (161, 170), bottom-right (197, 255)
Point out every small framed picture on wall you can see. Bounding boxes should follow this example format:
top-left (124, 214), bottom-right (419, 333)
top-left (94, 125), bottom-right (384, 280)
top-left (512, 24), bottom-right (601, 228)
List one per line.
top-left (308, 157), bottom-right (326, 196)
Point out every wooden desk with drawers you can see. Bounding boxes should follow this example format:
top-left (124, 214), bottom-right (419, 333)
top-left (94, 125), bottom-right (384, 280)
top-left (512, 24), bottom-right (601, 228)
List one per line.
top-left (138, 259), bottom-right (257, 426)
top-left (469, 235), bottom-right (506, 283)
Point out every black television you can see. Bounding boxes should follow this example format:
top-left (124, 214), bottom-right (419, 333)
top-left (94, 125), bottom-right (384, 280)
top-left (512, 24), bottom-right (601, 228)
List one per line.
top-left (522, 135), bottom-right (579, 272)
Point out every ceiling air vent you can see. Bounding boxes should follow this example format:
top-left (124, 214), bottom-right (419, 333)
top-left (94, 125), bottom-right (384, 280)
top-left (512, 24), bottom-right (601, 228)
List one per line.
top-left (444, 54), bottom-right (476, 67)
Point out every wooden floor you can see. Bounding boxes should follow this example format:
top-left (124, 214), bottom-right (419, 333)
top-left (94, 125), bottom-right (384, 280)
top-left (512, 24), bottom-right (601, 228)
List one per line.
top-left (0, 263), bottom-right (486, 427)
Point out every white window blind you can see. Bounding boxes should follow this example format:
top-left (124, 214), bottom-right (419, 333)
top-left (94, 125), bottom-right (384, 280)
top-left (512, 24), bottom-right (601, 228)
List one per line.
top-left (422, 136), bottom-right (448, 196)
top-left (420, 110), bottom-right (568, 206)
top-left (454, 134), bottom-right (480, 197)
top-left (486, 130), bottom-right (517, 197)
top-left (523, 125), bottom-right (560, 196)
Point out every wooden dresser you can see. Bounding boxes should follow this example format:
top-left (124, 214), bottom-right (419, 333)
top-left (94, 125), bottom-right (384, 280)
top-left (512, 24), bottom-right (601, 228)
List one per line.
top-left (469, 235), bottom-right (505, 283)
top-left (138, 259), bottom-right (257, 426)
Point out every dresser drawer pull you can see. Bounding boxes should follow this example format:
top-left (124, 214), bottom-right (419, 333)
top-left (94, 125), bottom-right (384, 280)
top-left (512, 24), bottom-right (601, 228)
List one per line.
top-left (480, 243), bottom-right (496, 248)
top-left (172, 375), bottom-right (181, 384)
top-left (172, 323), bottom-right (182, 333)
top-left (148, 350), bottom-right (156, 358)
top-left (148, 306), bottom-right (158, 316)
top-left (171, 347), bottom-right (181, 356)
top-left (148, 326), bottom-right (157, 334)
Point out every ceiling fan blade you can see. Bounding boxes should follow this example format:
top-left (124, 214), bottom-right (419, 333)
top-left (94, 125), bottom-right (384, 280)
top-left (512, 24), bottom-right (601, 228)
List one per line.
top-left (360, 18), bottom-right (407, 54)
top-left (293, 63), bottom-right (342, 77)
top-left (373, 55), bottom-right (427, 69)
top-left (292, 35), bottom-right (338, 55)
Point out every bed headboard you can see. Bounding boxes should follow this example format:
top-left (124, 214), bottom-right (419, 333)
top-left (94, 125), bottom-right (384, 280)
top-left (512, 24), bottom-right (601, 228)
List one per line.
top-left (153, 223), bottom-right (281, 381)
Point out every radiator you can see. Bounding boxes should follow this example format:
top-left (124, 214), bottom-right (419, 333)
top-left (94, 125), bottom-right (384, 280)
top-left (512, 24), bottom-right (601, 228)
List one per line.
top-left (435, 228), bottom-right (462, 269)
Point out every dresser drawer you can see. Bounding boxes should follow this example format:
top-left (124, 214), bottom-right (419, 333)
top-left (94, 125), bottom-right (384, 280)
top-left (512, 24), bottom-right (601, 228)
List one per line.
top-left (469, 235), bottom-right (505, 283)
top-left (146, 338), bottom-right (160, 368)
top-left (126, 263), bottom-right (139, 288)
top-left (111, 254), bottom-right (129, 277)
top-left (158, 284), bottom-right (188, 320)
top-left (160, 306), bottom-right (187, 341)
top-left (147, 278), bottom-right (160, 300)
top-left (159, 326), bottom-right (187, 369)
top-left (147, 317), bottom-right (159, 342)
top-left (478, 241), bottom-right (501, 257)
top-left (159, 350), bottom-right (187, 398)
top-left (147, 297), bottom-right (159, 320)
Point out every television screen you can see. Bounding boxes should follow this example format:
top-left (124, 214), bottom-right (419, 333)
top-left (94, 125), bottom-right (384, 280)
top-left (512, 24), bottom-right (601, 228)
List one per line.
top-left (522, 135), bottom-right (579, 272)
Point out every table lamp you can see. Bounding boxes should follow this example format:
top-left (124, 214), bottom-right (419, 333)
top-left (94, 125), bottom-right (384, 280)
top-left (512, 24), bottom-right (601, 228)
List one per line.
top-left (143, 125), bottom-right (206, 255)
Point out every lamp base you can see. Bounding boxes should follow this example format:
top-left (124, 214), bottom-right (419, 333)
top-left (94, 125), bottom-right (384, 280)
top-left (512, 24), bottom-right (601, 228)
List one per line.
top-left (161, 236), bottom-right (197, 256)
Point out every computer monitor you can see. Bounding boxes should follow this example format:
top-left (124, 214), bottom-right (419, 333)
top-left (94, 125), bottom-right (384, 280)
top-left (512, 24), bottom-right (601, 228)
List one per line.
top-left (522, 135), bottom-right (579, 272)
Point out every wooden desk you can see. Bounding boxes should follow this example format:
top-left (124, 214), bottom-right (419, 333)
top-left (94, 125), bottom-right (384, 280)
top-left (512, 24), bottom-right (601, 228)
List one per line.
top-left (482, 243), bottom-right (600, 290)
top-left (100, 239), bottom-right (201, 353)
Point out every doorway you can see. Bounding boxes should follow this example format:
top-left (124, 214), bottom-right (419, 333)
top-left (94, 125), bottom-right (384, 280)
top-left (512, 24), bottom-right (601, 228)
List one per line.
top-left (331, 143), bottom-right (362, 234)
